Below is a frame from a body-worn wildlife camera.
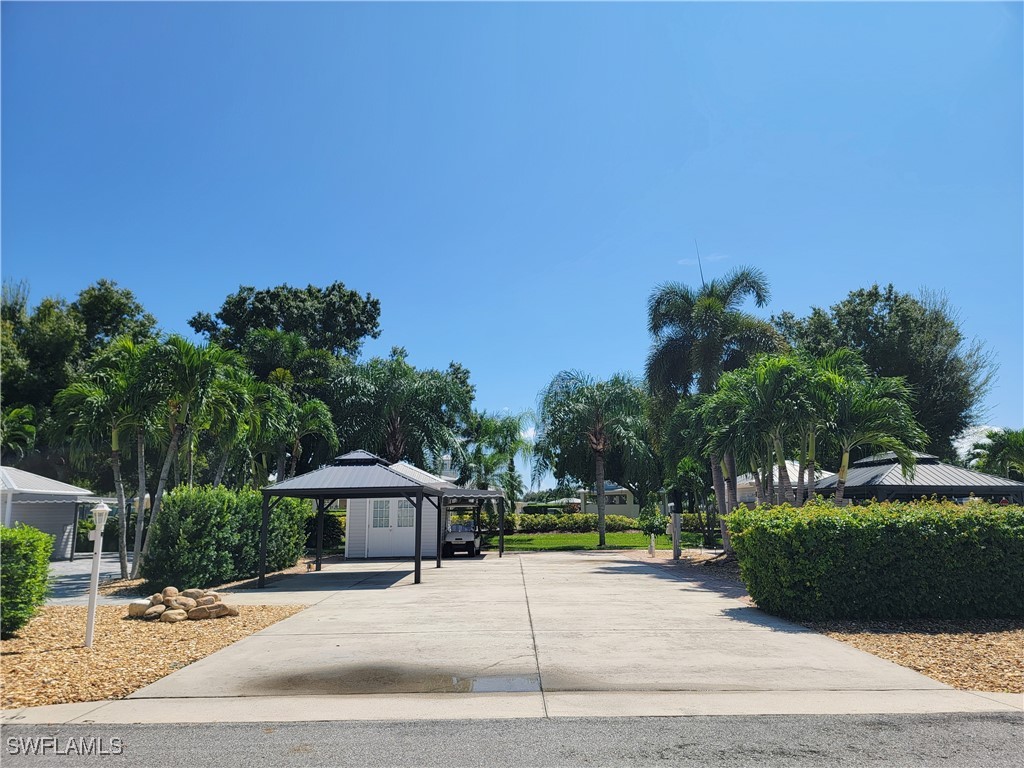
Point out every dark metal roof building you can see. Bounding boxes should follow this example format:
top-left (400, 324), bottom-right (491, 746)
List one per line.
top-left (815, 452), bottom-right (1024, 503)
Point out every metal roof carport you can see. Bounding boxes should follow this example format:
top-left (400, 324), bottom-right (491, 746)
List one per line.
top-left (815, 452), bottom-right (1024, 503)
top-left (258, 451), bottom-right (507, 587)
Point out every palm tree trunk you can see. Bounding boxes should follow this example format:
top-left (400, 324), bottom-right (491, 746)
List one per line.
top-left (724, 453), bottom-right (739, 512)
top-left (806, 430), bottom-right (818, 501)
top-left (131, 429), bottom-right (147, 578)
top-left (213, 449), bottom-right (231, 488)
top-left (795, 434), bottom-right (807, 507)
top-left (138, 425), bottom-right (182, 570)
top-left (111, 444), bottom-right (129, 580)
top-left (594, 450), bottom-right (607, 547)
top-left (834, 451), bottom-right (851, 504)
top-left (288, 439), bottom-right (301, 478)
top-left (276, 444), bottom-right (287, 481)
top-left (774, 436), bottom-right (795, 504)
top-left (752, 465), bottom-right (766, 505)
top-left (710, 455), bottom-right (732, 553)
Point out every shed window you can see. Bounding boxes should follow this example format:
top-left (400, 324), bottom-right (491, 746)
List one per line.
top-left (397, 500), bottom-right (415, 528)
top-left (372, 500), bottom-right (389, 528)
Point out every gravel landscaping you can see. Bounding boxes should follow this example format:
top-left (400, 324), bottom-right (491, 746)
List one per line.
top-left (633, 548), bottom-right (1023, 694)
top-left (0, 604), bottom-right (303, 710)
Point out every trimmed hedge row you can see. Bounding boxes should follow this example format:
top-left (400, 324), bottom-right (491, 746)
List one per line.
top-left (1, 524), bottom-right (54, 638)
top-left (449, 512), bottom-right (640, 534)
top-left (141, 486), bottom-right (309, 590)
top-left (727, 500), bottom-right (1024, 620)
top-left (305, 512), bottom-right (345, 551)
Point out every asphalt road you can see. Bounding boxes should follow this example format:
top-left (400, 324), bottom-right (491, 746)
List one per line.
top-left (3, 713), bottom-right (1021, 767)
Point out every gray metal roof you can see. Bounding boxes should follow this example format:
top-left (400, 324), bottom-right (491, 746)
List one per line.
top-left (816, 456), bottom-right (1024, 493)
top-left (852, 451), bottom-right (937, 467)
top-left (332, 450), bottom-right (389, 466)
top-left (264, 462), bottom-right (436, 497)
top-left (0, 466), bottom-right (94, 496)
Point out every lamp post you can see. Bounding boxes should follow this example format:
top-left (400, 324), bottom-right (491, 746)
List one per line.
top-left (577, 488), bottom-right (587, 515)
top-left (84, 502), bottom-right (110, 647)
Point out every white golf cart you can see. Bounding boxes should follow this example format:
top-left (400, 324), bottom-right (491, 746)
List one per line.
top-left (443, 513), bottom-right (483, 558)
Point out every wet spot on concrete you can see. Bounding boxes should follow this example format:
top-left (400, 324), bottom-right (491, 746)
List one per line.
top-left (249, 663), bottom-right (541, 695)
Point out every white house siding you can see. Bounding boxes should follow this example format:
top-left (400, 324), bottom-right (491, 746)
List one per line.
top-left (345, 499), bottom-right (368, 558)
top-left (345, 496), bottom-right (440, 559)
top-left (8, 497), bottom-right (77, 560)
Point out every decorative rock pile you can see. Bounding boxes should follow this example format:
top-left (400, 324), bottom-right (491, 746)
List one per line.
top-left (127, 586), bottom-right (240, 623)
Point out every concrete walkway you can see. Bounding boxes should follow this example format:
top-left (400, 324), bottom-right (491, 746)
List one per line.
top-left (46, 553), bottom-right (139, 606)
top-left (5, 552), bottom-right (1021, 724)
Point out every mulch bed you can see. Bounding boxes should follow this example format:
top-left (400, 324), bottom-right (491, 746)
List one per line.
top-left (1, 604), bottom-right (304, 710)
top-left (636, 548), bottom-right (1023, 694)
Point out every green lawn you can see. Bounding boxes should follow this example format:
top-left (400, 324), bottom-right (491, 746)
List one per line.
top-left (482, 531), bottom-right (705, 552)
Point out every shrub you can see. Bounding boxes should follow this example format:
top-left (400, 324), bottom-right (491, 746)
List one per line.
top-left (142, 486), bottom-right (239, 589)
top-left (142, 486), bottom-right (310, 589)
top-left (225, 491), bottom-right (309, 578)
top-left (514, 512), bottom-right (637, 534)
top-left (637, 505), bottom-right (669, 537)
top-left (305, 512), bottom-right (345, 551)
top-left (76, 515), bottom-right (121, 553)
top-left (727, 499), bottom-right (1024, 620)
top-left (1, 524), bottom-right (54, 638)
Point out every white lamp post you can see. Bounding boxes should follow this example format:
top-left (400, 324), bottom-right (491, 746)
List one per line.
top-left (577, 488), bottom-right (587, 515)
top-left (84, 502), bottom-right (110, 647)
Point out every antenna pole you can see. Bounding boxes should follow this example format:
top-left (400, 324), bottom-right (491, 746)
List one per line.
top-left (694, 240), bottom-right (706, 287)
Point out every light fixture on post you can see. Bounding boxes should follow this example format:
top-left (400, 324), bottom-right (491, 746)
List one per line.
top-left (84, 502), bottom-right (110, 647)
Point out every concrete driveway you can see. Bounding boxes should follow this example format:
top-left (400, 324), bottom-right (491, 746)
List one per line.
top-left (46, 553), bottom-right (137, 605)
top-left (11, 551), bottom-right (1021, 723)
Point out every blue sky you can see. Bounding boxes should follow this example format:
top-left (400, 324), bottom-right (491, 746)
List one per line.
top-left (3, 3), bottom-right (1022, 461)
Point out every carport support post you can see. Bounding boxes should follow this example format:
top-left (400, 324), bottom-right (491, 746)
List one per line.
top-left (414, 490), bottom-right (423, 584)
top-left (436, 497), bottom-right (443, 569)
top-left (315, 498), bottom-right (325, 572)
top-left (498, 498), bottom-right (505, 557)
top-left (258, 493), bottom-right (271, 588)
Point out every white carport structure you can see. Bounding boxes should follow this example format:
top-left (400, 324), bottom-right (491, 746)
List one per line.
top-left (0, 466), bottom-right (100, 560)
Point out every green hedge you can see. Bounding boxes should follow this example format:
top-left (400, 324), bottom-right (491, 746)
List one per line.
top-left (516, 513), bottom-right (637, 534)
top-left (142, 486), bottom-right (309, 590)
top-left (305, 512), bottom-right (345, 551)
top-left (1, 524), bottom-right (54, 638)
top-left (727, 500), bottom-right (1024, 620)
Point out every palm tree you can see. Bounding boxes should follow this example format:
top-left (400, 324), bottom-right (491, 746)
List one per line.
top-left (646, 267), bottom-right (780, 524)
top-left (971, 428), bottom-right (1024, 480)
top-left (287, 399), bottom-right (339, 478)
top-left (829, 374), bottom-right (927, 503)
top-left (52, 337), bottom-right (146, 579)
top-left (0, 405), bottom-right (36, 463)
top-left (534, 371), bottom-right (648, 546)
top-left (336, 348), bottom-right (473, 466)
top-left (135, 337), bottom-right (242, 575)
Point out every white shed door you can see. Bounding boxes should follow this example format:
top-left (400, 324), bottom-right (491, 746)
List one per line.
top-left (367, 499), bottom-right (417, 557)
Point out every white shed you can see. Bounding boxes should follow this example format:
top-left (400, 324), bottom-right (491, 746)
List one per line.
top-left (0, 466), bottom-right (98, 560)
top-left (345, 462), bottom-right (456, 559)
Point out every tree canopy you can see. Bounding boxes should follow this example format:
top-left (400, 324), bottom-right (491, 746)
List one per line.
top-left (773, 284), bottom-right (994, 459)
top-left (189, 282), bottom-right (381, 357)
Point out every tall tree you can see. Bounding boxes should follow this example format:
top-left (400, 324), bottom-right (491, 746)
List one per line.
top-left (52, 337), bottom-right (147, 578)
top-left (826, 373), bottom-right (928, 503)
top-left (0, 405), bottom-right (36, 464)
top-left (774, 285), bottom-right (994, 459)
top-left (135, 337), bottom-right (243, 576)
top-left (335, 348), bottom-right (474, 466)
top-left (971, 429), bottom-right (1024, 481)
top-left (189, 282), bottom-right (381, 357)
top-left (534, 371), bottom-right (648, 546)
top-left (646, 267), bottom-right (781, 532)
